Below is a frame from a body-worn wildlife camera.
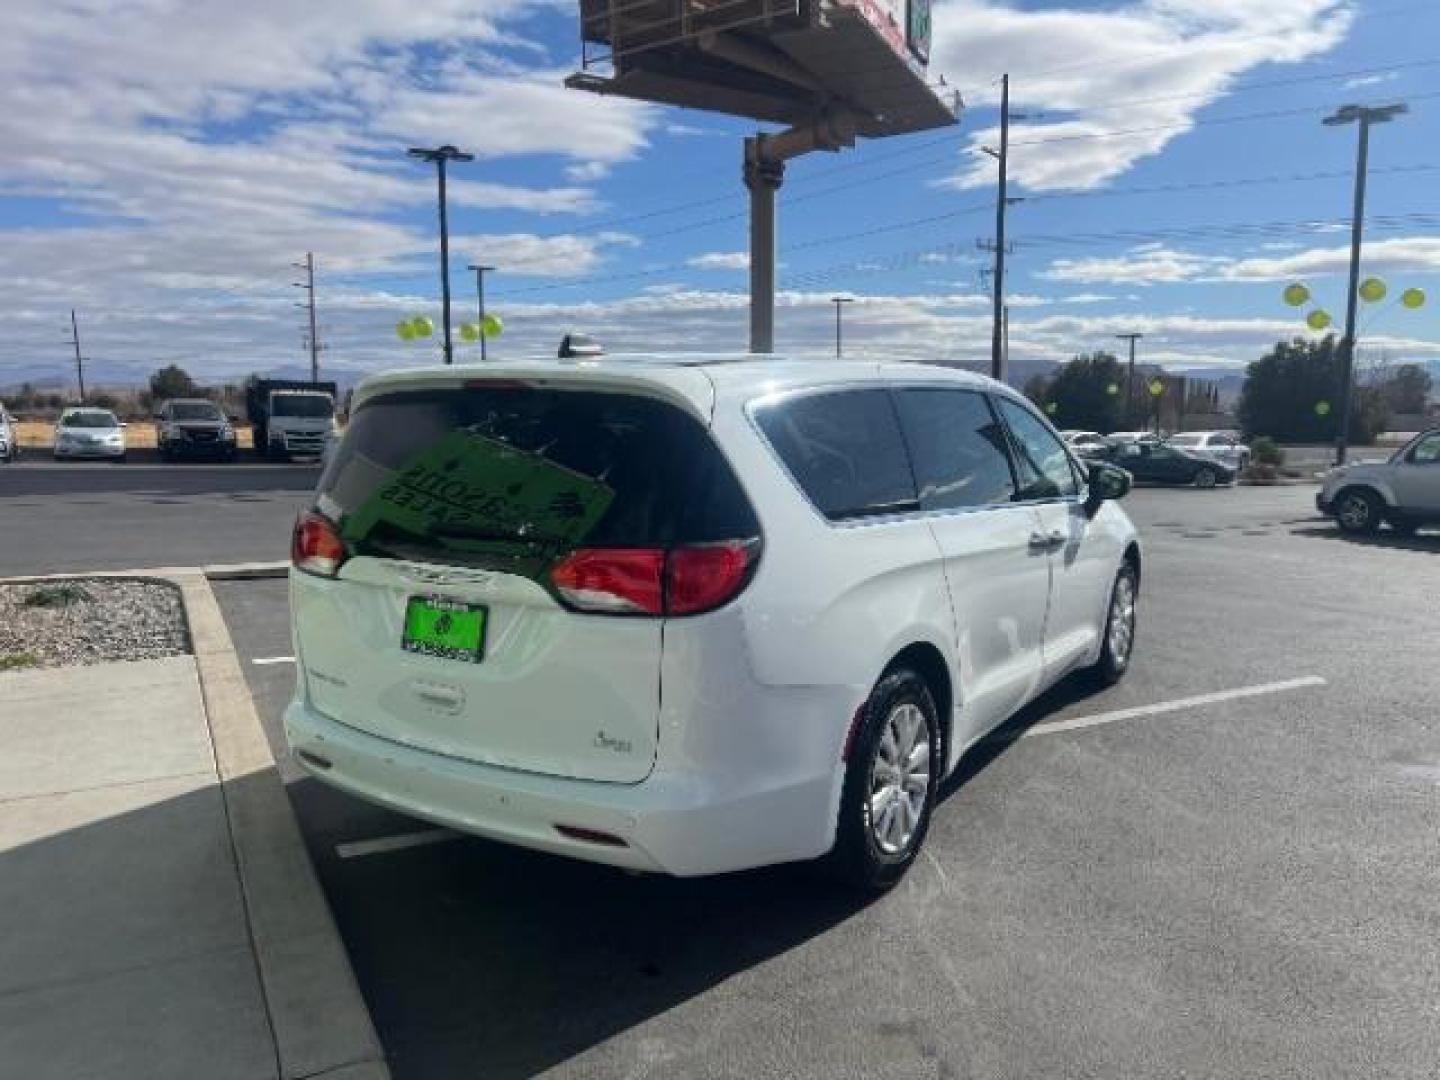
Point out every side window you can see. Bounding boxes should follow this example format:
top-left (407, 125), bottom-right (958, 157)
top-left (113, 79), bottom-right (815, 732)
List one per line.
top-left (755, 390), bottom-right (917, 520)
top-left (1409, 433), bottom-right (1440, 464)
top-left (894, 388), bottom-right (1016, 510)
top-left (995, 397), bottom-right (1080, 501)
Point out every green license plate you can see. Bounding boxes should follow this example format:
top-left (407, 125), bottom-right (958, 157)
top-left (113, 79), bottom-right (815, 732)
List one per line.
top-left (402, 597), bottom-right (487, 663)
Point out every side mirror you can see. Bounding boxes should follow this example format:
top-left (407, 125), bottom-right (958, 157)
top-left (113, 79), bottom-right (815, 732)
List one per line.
top-left (1084, 461), bottom-right (1132, 515)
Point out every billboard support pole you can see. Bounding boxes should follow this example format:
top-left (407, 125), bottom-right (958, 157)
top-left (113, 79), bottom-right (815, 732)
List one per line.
top-left (745, 135), bottom-right (784, 354)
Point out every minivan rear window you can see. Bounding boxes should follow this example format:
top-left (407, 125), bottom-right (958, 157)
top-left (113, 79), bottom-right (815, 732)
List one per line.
top-left (316, 386), bottom-right (757, 571)
top-left (754, 389), bottom-right (917, 520)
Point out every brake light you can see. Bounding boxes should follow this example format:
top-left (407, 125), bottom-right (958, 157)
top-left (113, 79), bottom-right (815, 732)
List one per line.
top-left (550, 548), bottom-right (666, 615)
top-left (666, 541), bottom-right (757, 615)
top-left (549, 540), bottom-right (759, 617)
top-left (292, 512), bottom-right (347, 578)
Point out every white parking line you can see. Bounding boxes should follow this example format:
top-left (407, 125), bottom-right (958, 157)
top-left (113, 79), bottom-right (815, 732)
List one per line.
top-left (1023, 676), bottom-right (1327, 738)
top-left (336, 828), bottom-right (461, 860)
top-left (251, 655), bottom-right (296, 666)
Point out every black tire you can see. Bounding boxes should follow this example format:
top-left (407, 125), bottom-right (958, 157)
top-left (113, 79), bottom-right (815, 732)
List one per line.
top-left (1335, 488), bottom-right (1383, 534)
top-left (829, 668), bottom-right (942, 892)
top-left (1193, 467), bottom-right (1218, 489)
top-left (1084, 562), bottom-right (1138, 688)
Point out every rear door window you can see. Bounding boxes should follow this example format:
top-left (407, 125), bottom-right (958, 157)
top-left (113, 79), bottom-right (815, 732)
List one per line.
top-left (754, 389), bottom-right (917, 520)
top-left (317, 386), bottom-right (757, 572)
top-left (894, 388), bottom-right (1016, 510)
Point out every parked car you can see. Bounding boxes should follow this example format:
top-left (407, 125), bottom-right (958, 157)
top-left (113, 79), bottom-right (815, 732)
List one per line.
top-left (1317, 427), bottom-right (1440, 534)
top-left (1107, 430), bottom-right (1161, 445)
top-left (53, 407), bottom-right (126, 462)
top-left (1105, 439), bottom-right (1235, 487)
top-left (286, 356), bottom-right (1140, 889)
top-left (1060, 430), bottom-right (1113, 457)
top-left (156, 398), bottom-right (238, 461)
top-left (0, 403), bottom-right (16, 463)
top-left (1167, 431), bottom-right (1250, 471)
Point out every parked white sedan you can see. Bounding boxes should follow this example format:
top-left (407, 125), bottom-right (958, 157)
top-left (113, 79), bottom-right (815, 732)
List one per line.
top-left (53, 408), bottom-right (127, 462)
top-left (1168, 431), bottom-right (1250, 471)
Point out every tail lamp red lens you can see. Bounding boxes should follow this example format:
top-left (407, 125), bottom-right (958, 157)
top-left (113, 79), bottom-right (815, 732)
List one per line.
top-left (292, 512), bottom-right (348, 577)
top-left (549, 540), bottom-right (758, 617)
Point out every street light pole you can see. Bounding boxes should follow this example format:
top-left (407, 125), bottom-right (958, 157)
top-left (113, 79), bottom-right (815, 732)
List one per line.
top-left (1116, 332), bottom-right (1143, 425)
top-left (408, 145), bottom-right (474, 365)
top-left (831, 296), bottom-right (854, 357)
top-left (468, 264), bottom-right (495, 363)
top-left (1323, 102), bottom-right (1407, 465)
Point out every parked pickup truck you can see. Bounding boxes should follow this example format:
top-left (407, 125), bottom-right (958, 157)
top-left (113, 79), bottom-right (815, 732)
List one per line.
top-left (1317, 427), bottom-right (1440, 534)
top-left (245, 379), bottom-right (337, 460)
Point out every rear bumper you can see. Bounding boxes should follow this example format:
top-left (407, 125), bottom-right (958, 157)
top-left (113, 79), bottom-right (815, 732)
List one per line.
top-left (284, 698), bottom-right (841, 876)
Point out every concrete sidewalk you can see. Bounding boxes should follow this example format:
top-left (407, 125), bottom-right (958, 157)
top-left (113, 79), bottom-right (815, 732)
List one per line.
top-left (0, 583), bottom-right (385, 1078)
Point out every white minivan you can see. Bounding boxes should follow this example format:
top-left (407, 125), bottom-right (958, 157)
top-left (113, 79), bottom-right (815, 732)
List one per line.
top-left (287, 356), bottom-right (1140, 888)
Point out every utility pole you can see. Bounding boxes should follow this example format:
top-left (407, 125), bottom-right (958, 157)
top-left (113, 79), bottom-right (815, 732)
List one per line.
top-left (980, 74), bottom-right (1024, 382)
top-left (408, 145), bottom-right (474, 365)
top-left (1323, 101), bottom-right (1408, 466)
top-left (65, 310), bottom-right (86, 403)
top-left (1115, 332), bottom-right (1143, 425)
top-left (832, 296), bottom-right (854, 357)
top-left (1002, 304), bottom-right (1010, 375)
top-left (292, 253), bottom-right (321, 382)
top-left (468, 264), bottom-right (495, 363)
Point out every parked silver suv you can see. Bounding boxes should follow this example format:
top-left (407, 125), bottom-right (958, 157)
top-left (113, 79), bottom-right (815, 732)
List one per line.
top-left (1317, 428), bottom-right (1440, 534)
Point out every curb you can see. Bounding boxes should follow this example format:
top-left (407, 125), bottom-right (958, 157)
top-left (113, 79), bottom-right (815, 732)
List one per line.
top-left (205, 561), bottom-right (292, 581)
top-left (172, 571), bottom-right (389, 1080)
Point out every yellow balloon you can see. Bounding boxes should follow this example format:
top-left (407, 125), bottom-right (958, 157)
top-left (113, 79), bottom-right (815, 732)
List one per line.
top-left (1402, 287), bottom-right (1426, 310)
top-left (482, 313), bottom-right (504, 339)
top-left (411, 316), bottom-right (434, 338)
top-left (396, 320), bottom-right (415, 341)
top-left (1283, 283), bottom-right (1310, 307)
top-left (459, 322), bottom-right (480, 342)
top-left (1106, 383), bottom-right (1120, 396)
top-left (1315, 401), bottom-right (1331, 417)
top-left (1358, 277), bottom-right (1386, 303)
top-left (1148, 379), bottom-right (1164, 397)
top-left (1307, 309), bottom-right (1332, 331)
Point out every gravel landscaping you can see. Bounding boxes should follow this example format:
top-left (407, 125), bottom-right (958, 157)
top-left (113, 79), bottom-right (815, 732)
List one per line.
top-left (0, 578), bottom-right (190, 669)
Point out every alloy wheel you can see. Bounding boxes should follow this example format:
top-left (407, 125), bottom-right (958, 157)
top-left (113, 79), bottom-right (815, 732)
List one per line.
top-left (868, 703), bottom-right (932, 857)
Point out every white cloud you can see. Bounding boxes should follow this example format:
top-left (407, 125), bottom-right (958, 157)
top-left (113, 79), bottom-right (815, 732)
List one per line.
top-left (932, 0), bottom-right (1352, 191)
top-left (1040, 246), bottom-right (1231, 284)
top-left (1062, 293), bottom-right (1118, 304)
top-left (454, 232), bottom-right (640, 277)
top-left (1039, 236), bottom-right (1440, 287)
top-left (687, 251), bottom-right (752, 271)
top-left (1342, 72), bottom-right (1397, 90)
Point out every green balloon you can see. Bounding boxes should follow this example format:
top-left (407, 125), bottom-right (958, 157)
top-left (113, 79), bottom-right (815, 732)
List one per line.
top-left (1401, 287), bottom-right (1426, 310)
top-left (1358, 277), bottom-right (1386, 303)
top-left (396, 320), bottom-right (415, 341)
top-left (1283, 283), bottom-right (1310, 307)
top-left (1307, 309), bottom-right (1332, 331)
top-left (411, 316), bottom-right (434, 338)
top-left (482, 313), bottom-right (504, 339)
top-left (459, 322), bottom-right (480, 342)
top-left (1148, 379), bottom-right (1164, 397)
top-left (1106, 383), bottom-right (1120, 396)
top-left (1315, 400), bottom-right (1331, 417)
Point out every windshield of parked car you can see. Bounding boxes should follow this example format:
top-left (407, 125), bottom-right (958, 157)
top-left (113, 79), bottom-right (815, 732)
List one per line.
top-left (170, 401), bottom-right (222, 421)
top-left (273, 394), bottom-right (334, 419)
top-left (60, 411), bottom-right (119, 429)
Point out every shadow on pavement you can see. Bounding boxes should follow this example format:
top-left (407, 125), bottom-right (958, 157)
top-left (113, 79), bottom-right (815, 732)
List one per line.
top-left (1290, 525), bottom-right (1440, 553)
top-left (289, 775), bottom-right (873, 1080)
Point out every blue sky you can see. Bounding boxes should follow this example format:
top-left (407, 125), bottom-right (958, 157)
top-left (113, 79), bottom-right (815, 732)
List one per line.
top-left (1, 0), bottom-right (1436, 385)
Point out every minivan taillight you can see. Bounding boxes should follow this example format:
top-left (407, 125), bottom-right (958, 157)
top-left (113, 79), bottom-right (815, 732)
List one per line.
top-left (549, 540), bottom-right (760, 617)
top-left (292, 512), bottom-right (347, 578)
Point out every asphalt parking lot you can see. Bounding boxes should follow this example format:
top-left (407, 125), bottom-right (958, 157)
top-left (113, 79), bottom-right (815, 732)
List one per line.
top-left (211, 484), bottom-right (1440, 1080)
top-left (0, 460), bottom-right (319, 576)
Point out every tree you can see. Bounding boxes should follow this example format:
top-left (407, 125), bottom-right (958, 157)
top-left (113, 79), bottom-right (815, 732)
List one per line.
top-left (1033, 352), bottom-right (1126, 432)
top-left (1238, 336), bottom-right (1389, 444)
top-left (149, 364), bottom-right (196, 402)
top-left (1375, 363), bottom-right (1432, 416)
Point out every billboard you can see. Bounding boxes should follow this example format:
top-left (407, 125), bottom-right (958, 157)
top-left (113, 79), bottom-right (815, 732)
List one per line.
top-left (908, 0), bottom-right (932, 64)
